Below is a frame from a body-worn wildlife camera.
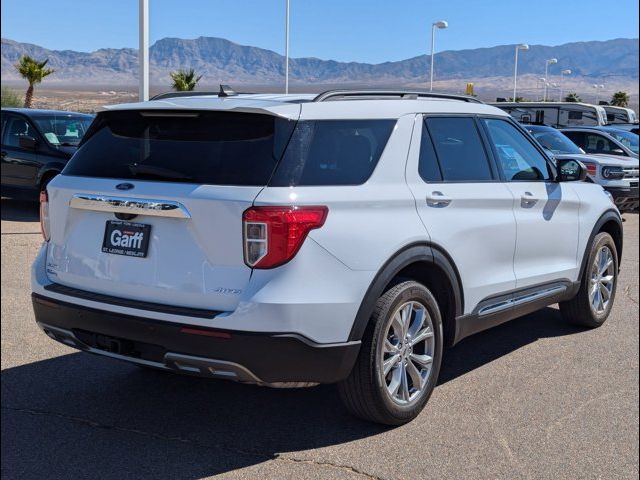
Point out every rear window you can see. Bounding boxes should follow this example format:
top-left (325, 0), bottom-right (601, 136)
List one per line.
top-left (269, 119), bottom-right (396, 186)
top-left (64, 110), bottom-right (296, 186)
top-left (65, 111), bottom-right (395, 187)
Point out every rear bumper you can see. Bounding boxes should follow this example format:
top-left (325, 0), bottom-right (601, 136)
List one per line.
top-left (32, 293), bottom-right (360, 385)
top-left (605, 185), bottom-right (639, 212)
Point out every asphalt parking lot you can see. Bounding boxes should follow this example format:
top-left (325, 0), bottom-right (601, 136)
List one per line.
top-left (1, 198), bottom-right (638, 480)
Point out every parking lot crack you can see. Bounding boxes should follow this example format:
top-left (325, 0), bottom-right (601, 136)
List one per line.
top-left (3, 405), bottom-right (383, 479)
top-left (2, 405), bottom-right (272, 458)
top-left (623, 285), bottom-right (638, 305)
top-left (273, 455), bottom-right (386, 480)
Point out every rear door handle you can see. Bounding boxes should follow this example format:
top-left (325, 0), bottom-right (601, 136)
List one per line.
top-left (426, 191), bottom-right (452, 207)
top-left (520, 191), bottom-right (538, 206)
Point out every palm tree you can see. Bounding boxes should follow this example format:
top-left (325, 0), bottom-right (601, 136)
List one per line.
top-left (610, 91), bottom-right (630, 107)
top-left (15, 55), bottom-right (55, 108)
top-left (564, 92), bottom-right (582, 103)
top-left (169, 69), bottom-right (202, 92)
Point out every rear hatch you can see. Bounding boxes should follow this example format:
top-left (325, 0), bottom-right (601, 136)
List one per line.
top-left (45, 108), bottom-right (298, 312)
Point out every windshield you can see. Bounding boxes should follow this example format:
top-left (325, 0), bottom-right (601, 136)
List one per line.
top-left (531, 129), bottom-right (583, 155)
top-left (607, 129), bottom-right (639, 154)
top-left (33, 115), bottom-right (93, 147)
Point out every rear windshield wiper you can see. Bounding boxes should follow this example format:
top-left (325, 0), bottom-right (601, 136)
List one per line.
top-left (127, 164), bottom-right (194, 182)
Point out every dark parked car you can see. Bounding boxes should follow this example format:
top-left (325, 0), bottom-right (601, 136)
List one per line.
top-left (1, 108), bottom-right (94, 199)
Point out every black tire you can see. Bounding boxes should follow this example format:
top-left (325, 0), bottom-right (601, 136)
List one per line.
top-left (39, 172), bottom-right (59, 195)
top-left (560, 232), bottom-right (618, 328)
top-left (338, 280), bottom-right (443, 425)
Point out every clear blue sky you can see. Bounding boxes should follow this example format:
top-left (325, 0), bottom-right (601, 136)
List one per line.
top-left (2, 0), bottom-right (638, 63)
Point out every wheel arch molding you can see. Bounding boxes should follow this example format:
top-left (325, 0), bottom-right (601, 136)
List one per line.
top-left (347, 242), bottom-right (464, 345)
top-left (578, 209), bottom-right (623, 281)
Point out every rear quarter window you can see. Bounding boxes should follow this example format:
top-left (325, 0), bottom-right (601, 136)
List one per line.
top-left (269, 119), bottom-right (396, 186)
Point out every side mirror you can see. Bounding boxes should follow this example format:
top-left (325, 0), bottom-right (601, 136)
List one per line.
top-left (18, 135), bottom-right (38, 150)
top-left (556, 158), bottom-right (587, 182)
top-left (611, 148), bottom-right (625, 155)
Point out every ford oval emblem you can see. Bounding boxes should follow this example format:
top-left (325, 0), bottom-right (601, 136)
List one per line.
top-left (116, 183), bottom-right (134, 191)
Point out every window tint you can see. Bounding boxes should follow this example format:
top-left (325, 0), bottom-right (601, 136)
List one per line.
top-left (608, 129), bottom-right (638, 154)
top-left (269, 120), bottom-right (395, 186)
top-left (65, 110), bottom-right (296, 186)
top-left (530, 130), bottom-right (583, 155)
top-left (424, 117), bottom-right (493, 182)
top-left (0, 114), bottom-right (6, 140)
top-left (562, 131), bottom-right (586, 149)
top-left (418, 121), bottom-right (442, 182)
top-left (3, 116), bottom-right (36, 148)
top-left (33, 115), bottom-right (93, 147)
top-left (583, 134), bottom-right (618, 154)
top-left (483, 119), bottom-right (551, 181)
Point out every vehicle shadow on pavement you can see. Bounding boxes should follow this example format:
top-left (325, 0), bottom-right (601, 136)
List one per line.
top-left (439, 306), bottom-right (582, 384)
top-left (0, 199), bottom-right (39, 222)
top-left (1, 307), bottom-right (582, 479)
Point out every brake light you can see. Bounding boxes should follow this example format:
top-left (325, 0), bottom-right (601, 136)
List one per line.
top-left (39, 190), bottom-right (50, 241)
top-left (582, 162), bottom-right (597, 176)
top-left (243, 206), bottom-right (328, 269)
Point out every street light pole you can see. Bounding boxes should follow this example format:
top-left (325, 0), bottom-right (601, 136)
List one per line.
top-left (513, 43), bottom-right (529, 101)
top-left (559, 69), bottom-right (571, 101)
top-left (537, 78), bottom-right (546, 101)
top-left (543, 58), bottom-right (557, 101)
top-left (593, 84), bottom-right (604, 104)
top-left (139, 0), bottom-right (149, 102)
top-left (284, 0), bottom-right (290, 94)
top-left (429, 20), bottom-right (448, 92)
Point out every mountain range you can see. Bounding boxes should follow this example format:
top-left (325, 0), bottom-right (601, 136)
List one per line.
top-left (1, 36), bottom-right (638, 86)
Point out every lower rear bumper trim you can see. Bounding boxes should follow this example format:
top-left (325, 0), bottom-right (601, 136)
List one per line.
top-left (32, 293), bottom-right (360, 385)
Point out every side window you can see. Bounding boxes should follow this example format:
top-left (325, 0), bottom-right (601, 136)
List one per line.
top-left (584, 134), bottom-right (617, 154)
top-left (3, 116), bottom-right (34, 148)
top-left (418, 121), bottom-right (442, 182)
top-left (0, 114), bottom-right (7, 142)
top-left (482, 118), bottom-right (552, 181)
top-left (563, 131), bottom-right (586, 149)
top-left (423, 117), bottom-right (494, 182)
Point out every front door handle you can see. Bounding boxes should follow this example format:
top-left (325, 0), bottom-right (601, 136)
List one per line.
top-left (520, 191), bottom-right (538, 206)
top-left (426, 191), bottom-right (452, 207)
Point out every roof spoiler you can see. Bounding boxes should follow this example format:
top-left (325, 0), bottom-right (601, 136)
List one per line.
top-left (150, 84), bottom-right (241, 101)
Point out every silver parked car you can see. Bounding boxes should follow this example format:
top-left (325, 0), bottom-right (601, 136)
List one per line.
top-left (560, 126), bottom-right (639, 159)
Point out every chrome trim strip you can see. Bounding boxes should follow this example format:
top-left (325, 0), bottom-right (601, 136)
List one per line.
top-left (69, 194), bottom-right (191, 218)
top-left (478, 285), bottom-right (567, 316)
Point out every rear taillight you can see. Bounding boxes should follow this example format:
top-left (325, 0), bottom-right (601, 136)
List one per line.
top-left (242, 206), bottom-right (328, 269)
top-left (583, 162), bottom-right (598, 176)
top-left (39, 190), bottom-right (50, 242)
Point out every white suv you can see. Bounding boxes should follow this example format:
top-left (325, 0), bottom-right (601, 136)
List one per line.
top-left (32, 90), bottom-right (623, 425)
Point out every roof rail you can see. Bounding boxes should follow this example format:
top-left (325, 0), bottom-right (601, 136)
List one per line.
top-left (313, 89), bottom-right (482, 103)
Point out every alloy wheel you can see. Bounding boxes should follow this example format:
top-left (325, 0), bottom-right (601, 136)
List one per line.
top-left (589, 245), bottom-right (615, 315)
top-left (380, 301), bottom-right (435, 405)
